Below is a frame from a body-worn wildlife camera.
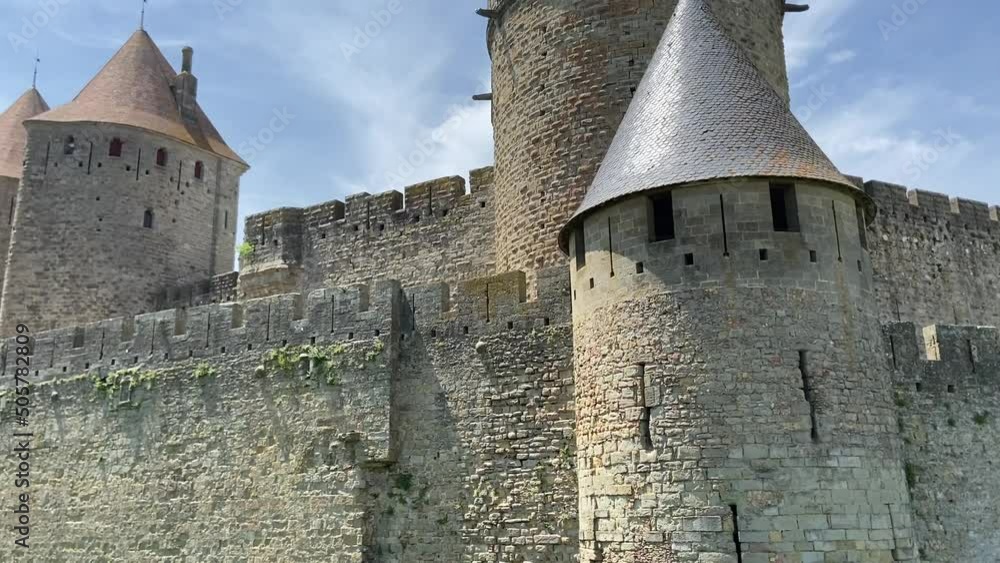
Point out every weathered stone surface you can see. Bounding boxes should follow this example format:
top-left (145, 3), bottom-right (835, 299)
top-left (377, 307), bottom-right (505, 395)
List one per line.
top-left (0, 1), bottom-right (998, 562)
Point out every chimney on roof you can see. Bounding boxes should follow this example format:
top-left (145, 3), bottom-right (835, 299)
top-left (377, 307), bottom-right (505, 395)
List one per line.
top-left (173, 46), bottom-right (198, 124)
top-left (182, 46), bottom-right (194, 73)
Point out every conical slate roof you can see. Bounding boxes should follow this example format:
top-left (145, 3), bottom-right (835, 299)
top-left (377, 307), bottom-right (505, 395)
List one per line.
top-left (559, 0), bottom-right (860, 249)
top-left (30, 30), bottom-right (245, 165)
top-left (0, 88), bottom-right (49, 179)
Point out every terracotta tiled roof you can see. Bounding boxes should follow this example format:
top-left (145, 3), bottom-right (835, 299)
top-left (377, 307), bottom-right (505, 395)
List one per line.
top-left (559, 0), bottom-right (859, 250)
top-left (30, 30), bottom-right (245, 165)
top-left (0, 88), bottom-right (49, 179)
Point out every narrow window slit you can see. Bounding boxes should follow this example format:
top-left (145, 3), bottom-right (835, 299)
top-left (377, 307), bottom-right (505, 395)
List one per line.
top-left (720, 194), bottom-right (730, 256)
top-left (730, 504), bottom-right (743, 563)
top-left (832, 201), bottom-right (843, 262)
top-left (607, 217), bottom-right (615, 277)
top-left (889, 336), bottom-right (898, 369)
top-left (575, 226), bottom-right (586, 270)
top-left (265, 302), bottom-right (272, 342)
top-left (967, 339), bottom-right (976, 372)
top-left (330, 296), bottom-right (337, 333)
top-left (799, 351), bottom-right (820, 443)
top-left (636, 364), bottom-right (653, 451)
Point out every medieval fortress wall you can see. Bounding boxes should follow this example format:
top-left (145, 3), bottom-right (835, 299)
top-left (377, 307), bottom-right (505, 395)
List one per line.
top-left (2, 167), bottom-right (998, 561)
top-left (1, 264), bottom-right (579, 562)
top-left (239, 167), bottom-right (497, 300)
top-left (866, 180), bottom-right (1000, 328)
top-left (0, 1), bottom-right (999, 562)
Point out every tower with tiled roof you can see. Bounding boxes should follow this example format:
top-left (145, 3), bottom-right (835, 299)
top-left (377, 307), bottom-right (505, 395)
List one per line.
top-left (0, 30), bottom-right (248, 335)
top-left (487, 0), bottom-right (790, 281)
top-left (563, 1), bottom-right (917, 561)
top-left (0, 87), bottom-right (49, 304)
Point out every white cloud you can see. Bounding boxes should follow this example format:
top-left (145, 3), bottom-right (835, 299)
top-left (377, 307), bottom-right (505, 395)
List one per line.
top-left (224, 1), bottom-right (494, 202)
top-left (806, 85), bottom-right (975, 188)
top-left (826, 49), bottom-right (857, 65)
top-left (783, 0), bottom-right (858, 70)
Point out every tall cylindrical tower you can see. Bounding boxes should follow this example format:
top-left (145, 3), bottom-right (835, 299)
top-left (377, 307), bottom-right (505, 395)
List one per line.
top-left (0, 88), bottom-right (49, 305)
top-left (563, 2), bottom-right (917, 562)
top-left (0, 31), bottom-right (247, 335)
top-left (487, 0), bottom-right (789, 276)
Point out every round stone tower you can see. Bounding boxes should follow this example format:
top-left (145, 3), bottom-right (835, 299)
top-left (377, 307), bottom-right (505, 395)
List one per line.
top-left (0, 87), bottom-right (49, 304)
top-left (487, 0), bottom-right (790, 276)
top-left (0, 31), bottom-right (248, 335)
top-left (562, 2), bottom-right (917, 562)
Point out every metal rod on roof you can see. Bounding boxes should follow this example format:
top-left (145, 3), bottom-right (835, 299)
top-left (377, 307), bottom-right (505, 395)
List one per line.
top-left (32, 50), bottom-right (40, 89)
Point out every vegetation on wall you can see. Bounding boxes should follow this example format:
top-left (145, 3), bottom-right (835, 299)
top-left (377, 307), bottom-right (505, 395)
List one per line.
top-left (264, 343), bottom-right (347, 385)
top-left (92, 368), bottom-right (161, 400)
top-left (261, 338), bottom-right (384, 386)
top-left (237, 241), bottom-right (255, 261)
top-left (193, 363), bottom-right (218, 381)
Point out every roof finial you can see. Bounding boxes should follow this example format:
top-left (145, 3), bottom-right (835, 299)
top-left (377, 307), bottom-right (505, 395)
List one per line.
top-left (140, 0), bottom-right (148, 30)
top-left (32, 49), bottom-right (40, 89)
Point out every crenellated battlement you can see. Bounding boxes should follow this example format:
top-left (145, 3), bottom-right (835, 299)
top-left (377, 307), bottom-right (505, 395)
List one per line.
top-left (406, 266), bottom-right (570, 338)
top-left (244, 168), bottom-right (493, 255)
top-left (1, 280), bottom-right (400, 389)
top-left (865, 179), bottom-right (1000, 234)
top-left (863, 177), bottom-right (1000, 330)
top-left (884, 322), bottom-right (1000, 393)
top-left (152, 271), bottom-right (239, 310)
top-left (0, 264), bottom-right (569, 390)
top-left (239, 168), bottom-right (497, 298)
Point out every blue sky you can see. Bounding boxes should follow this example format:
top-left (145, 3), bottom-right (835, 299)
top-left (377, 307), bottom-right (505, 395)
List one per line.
top-left (1, 0), bottom-right (997, 246)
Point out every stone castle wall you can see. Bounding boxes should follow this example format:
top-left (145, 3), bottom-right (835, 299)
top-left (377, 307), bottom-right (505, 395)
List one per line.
top-left (487, 0), bottom-right (789, 276)
top-left (239, 168), bottom-right (496, 299)
top-left (2, 165), bottom-right (1000, 560)
top-left (0, 267), bottom-right (578, 562)
top-left (1, 281), bottom-right (400, 561)
top-left (886, 323), bottom-right (1000, 563)
top-left (0, 175), bottom-right (17, 303)
top-left (0, 121), bottom-right (243, 336)
top-left (867, 180), bottom-right (1000, 328)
